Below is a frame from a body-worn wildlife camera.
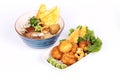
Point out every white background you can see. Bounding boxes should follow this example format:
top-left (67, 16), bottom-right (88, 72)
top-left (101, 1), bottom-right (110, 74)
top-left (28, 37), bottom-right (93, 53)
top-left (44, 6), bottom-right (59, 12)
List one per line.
top-left (0, 0), bottom-right (120, 80)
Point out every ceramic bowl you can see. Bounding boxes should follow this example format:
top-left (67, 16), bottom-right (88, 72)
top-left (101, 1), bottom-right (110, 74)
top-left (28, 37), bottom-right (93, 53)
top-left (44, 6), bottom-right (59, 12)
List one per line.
top-left (15, 11), bottom-right (64, 48)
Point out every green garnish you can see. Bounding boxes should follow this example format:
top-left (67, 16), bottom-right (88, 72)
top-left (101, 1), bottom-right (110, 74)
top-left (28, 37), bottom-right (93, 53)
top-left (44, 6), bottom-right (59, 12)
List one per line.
top-left (84, 28), bottom-right (102, 53)
top-left (84, 28), bottom-right (95, 42)
top-left (88, 37), bottom-right (102, 53)
top-left (69, 28), bottom-right (75, 35)
top-left (29, 16), bottom-right (42, 32)
top-left (55, 63), bottom-right (61, 68)
top-left (47, 57), bottom-right (68, 69)
top-left (29, 16), bottom-right (40, 27)
top-left (77, 37), bottom-right (84, 43)
top-left (60, 64), bottom-right (68, 69)
top-left (77, 25), bottom-right (82, 29)
top-left (48, 58), bottom-right (56, 64)
top-left (35, 25), bottom-right (42, 32)
top-left (59, 39), bottom-right (66, 42)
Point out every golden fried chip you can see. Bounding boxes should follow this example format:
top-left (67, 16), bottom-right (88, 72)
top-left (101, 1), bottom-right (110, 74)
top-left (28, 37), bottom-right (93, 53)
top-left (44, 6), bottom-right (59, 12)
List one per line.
top-left (36, 4), bottom-right (60, 25)
top-left (42, 6), bottom-right (60, 25)
top-left (67, 26), bottom-right (87, 43)
top-left (79, 26), bottom-right (86, 38)
top-left (67, 28), bottom-right (80, 43)
top-left (36, 4), bottom-right (46, 19)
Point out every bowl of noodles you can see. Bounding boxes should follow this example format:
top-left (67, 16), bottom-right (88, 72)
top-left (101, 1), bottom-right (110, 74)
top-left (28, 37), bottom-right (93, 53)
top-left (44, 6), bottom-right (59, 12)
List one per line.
top-left (15, 4), bottom-right (64, 48)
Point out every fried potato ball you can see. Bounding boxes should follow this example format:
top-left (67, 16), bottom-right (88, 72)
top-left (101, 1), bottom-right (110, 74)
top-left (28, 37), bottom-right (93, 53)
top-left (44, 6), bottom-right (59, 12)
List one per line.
top-left (58, 40), bottom-right (72, 53)
top-left (51, 46), bottom-right (63, 60)
top-left (61, 52), bottom-right (77, 65)
top-left (71, 43), bottom-right (78, 53)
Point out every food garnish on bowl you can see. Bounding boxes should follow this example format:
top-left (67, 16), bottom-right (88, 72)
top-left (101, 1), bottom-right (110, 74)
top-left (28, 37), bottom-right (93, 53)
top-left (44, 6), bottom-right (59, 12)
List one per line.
top-left (47, 25), bottom-right (102, 69)
top-left (18, 4), bottom-right (61, 40)
top-left (15, 4), bottom-right (64, 48)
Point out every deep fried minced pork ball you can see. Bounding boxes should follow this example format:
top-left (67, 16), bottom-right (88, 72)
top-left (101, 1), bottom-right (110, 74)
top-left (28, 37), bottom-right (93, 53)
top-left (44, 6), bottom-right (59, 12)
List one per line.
top-left (58, 40), bottom-right (72, 53)
top-left (51, 46), bottom-right (63, 60)
top-left (61, 52), bottom-right (77, 65)
top-left (71, 43), bottom-right (78, 53)
top-left (79, 41), bottom-right (91, 51)
top-left (49, 24), bottom-right (60, 34)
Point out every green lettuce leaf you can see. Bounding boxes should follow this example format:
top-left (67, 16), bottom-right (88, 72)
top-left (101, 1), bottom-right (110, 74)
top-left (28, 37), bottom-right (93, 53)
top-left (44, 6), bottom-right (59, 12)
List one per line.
top-left (88, 37), bottom-right (102, 53)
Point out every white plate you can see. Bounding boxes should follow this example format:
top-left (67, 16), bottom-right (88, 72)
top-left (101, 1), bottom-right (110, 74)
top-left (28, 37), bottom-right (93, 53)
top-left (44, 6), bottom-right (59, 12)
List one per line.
top-left (39, 8), bottom-right (120, 70)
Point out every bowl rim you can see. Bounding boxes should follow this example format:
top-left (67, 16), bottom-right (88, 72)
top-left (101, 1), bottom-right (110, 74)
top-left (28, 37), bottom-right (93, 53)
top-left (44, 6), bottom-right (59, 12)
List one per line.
top-left (15, 10), bottom-right (65, 41)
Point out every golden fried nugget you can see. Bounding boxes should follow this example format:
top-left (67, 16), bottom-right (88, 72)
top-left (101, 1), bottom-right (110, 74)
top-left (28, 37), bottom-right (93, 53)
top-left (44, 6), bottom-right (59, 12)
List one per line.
top-left (51, 46), bottom-right (63, 60)
top-left (71, 43), bottom-right (78, 53)
top-left (58, 40), bottom-right (72, 53)
top-left (61, 52), bottom-right (77, 65)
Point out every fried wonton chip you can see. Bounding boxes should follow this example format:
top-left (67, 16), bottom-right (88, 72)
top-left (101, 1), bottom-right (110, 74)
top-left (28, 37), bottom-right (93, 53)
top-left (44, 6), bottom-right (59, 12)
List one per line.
top-left (36, 4), bottom-right (46, 19)
top-left (67, 26), bottom-right (87, 43)
top-left (67, 28), bottom-right (80, 43)
top-left (42, 6), bottom-right (60, 25)
top-left (36, 4), bottom-right (60, 26)
top-left (79, 26), bottom-right (86, 38)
